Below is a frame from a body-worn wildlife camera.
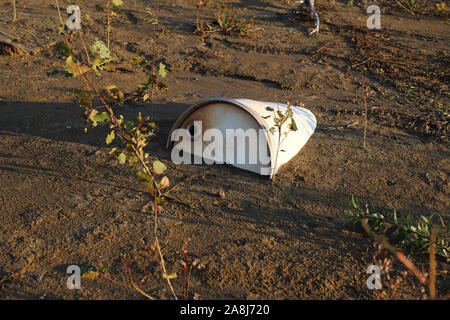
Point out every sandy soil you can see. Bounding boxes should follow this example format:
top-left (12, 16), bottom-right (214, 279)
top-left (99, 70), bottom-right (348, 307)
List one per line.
top-left (0, 0), bottom-right (448, 299)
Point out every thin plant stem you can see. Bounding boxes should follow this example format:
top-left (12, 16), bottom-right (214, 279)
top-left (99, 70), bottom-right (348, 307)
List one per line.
top-left (363, 79), bottom-right (368, 149)
top-left (12, 0), bottom-right (17, 22)
top-left (183, 268), bottom-right (187, 299)
top-left (79, 30), bottom-right (91, 65)
top-left (271, 102), bottom-right (282, 181)
top-left (56, 0), bottom-right (63, 25)
top-left (151, 27), bottom-right (156, 106)
top-left (429, 229), bottom-right (437, 299)
top-left (153, 185), bottom-right (178, 300)
top-left (106, 0), bottom-right (111, 50)
top-left (186, 265), bottom-right (193, 299)
top-left (396, 0), bottom-right (416, 16)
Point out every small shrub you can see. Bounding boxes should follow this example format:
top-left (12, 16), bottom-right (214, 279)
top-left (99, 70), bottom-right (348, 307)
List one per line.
top-left (347, 196), bottom-right (449, 261)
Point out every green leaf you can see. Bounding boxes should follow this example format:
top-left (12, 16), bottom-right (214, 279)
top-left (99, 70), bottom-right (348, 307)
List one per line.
top-left (128, 155), bottom-right (138, 166)
top-left (93, 111), bottom-right (110, 123)
top-left (153, 160), bottom-right (166, 174)
top-left (351, 195), bottom-right (357, 209)
top-left (75, 89), bottom-right (93, 107)
top-left (112, 0), bottom-right (123, 6)
top-left (117, 152), bottom-right (127, 165)
top-left (136, 171), bottom-right (152, 182)
top-left (124, 121), bottom-right (135, 133)
top-left (81, 270), bottom-right (98, 280)
top-left (145, 72), bottom-right (155, 86)
top-left (131, 56), bottom-right (148, 67)
top-left (421, 216), bottom-right (430, 225)
top-left (290, 118), bottom-right (298, 131)
top-left (57, 42), bottom-right (71, 56)
top-left (370, 213), bottom-right (384, 220)
top-left (90, 38), bottom-right (111, 60)
top-left (106, 131), bottom-right (115, 145)
top-left (58, 23), bottom-right (66, 35)
top-left (145, 181), bottom-right (155, 196)
top-left (80, 264), bottom-right (97, 279)
top-left (265, 107), bottom-right (274, 112)
top-left (159, 62), bottom-right (167, 78)
top-left (105, 85), bottom-right (124, 103)
top-left (66, 55), bottom-right (90, 76)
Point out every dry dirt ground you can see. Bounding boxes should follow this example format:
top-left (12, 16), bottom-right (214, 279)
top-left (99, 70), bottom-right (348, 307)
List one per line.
top-left (0, 0), bottom-right (449, 299)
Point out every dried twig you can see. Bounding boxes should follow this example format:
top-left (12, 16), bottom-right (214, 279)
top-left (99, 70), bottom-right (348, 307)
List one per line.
top-left (395, 0), bottom-right (416, 16)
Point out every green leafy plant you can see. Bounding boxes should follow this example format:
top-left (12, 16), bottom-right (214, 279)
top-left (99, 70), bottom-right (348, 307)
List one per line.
top-left (194, 4), bottom-right (256, 38)
top-left (50, 0), bottom-right (177, 299)
top-left (350, 198), bottom-right (450, 299)
top-left (131, 56), bottom-right (168, 102)
top-left (347, 196), bottom-right (450, 261)
top-left (262, 102), bottom-right (299, 180)
top-left (146, 7), bottom-right (171, 34)
top-left (215, 5), bottom-right (255, 37)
